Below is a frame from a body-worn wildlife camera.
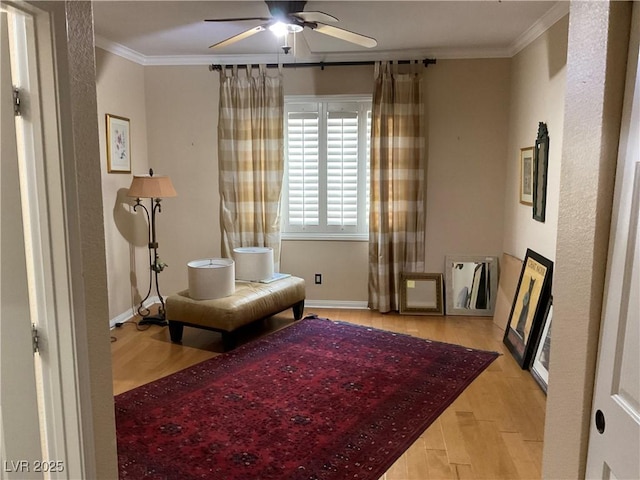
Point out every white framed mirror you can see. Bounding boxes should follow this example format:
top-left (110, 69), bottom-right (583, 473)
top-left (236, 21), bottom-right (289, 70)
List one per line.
top-left (445, 255), bottom-right (499, 316)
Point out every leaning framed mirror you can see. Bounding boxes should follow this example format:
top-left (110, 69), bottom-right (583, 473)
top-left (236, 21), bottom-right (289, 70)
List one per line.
top-left (399, 272), bottom-right (444, 315)
top-left (445, 255), bottom-right (499, 316)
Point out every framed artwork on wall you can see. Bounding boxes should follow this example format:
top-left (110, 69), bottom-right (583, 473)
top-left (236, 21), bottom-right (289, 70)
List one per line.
top-left (519, 146), bottom-right (534, 205)
top-left (106, 114), bottom-right (131, 173)
top-left (530, 296), bottom-right (553, 393)
top-left (503, 248), bottom-right (553, 368)
top-left (533, 122), bottom-right (549, 222)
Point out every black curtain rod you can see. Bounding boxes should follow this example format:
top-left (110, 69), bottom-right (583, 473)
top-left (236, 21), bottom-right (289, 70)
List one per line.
top-left (209, 58), bottom-right (436, 72)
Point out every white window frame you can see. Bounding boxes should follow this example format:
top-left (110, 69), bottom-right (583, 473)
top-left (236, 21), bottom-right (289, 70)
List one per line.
top-left (282, 95), bottom-right (371, 241)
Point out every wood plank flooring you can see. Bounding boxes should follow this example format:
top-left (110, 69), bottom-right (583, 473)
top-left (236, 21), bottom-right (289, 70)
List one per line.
top-left (111, 307), bottom-right (546, 479)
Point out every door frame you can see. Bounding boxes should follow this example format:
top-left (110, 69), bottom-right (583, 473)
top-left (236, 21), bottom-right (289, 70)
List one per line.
top-left (1, 2), bottom-right (98, 477)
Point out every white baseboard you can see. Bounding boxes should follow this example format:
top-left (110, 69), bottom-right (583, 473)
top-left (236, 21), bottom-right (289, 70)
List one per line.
top-left (304, 300), bottom-right (368, 309)
top-left (109, 296), bottom-right (162, 328)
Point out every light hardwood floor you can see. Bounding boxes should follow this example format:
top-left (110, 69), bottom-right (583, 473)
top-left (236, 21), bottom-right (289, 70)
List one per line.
top-left (111, 307), bottom-right (546, 479)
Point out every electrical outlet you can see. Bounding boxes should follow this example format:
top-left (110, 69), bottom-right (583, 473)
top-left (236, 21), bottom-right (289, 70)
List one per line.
top-left (314, 273), bottom-right (322, 285)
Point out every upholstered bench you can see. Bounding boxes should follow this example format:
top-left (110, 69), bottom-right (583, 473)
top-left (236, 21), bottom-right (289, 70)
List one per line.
top-left (165, 276), bottom-right (305, 350)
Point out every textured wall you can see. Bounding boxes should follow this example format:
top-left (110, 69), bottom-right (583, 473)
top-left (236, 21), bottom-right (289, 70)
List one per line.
top-left (53, 1), bottom-right (118, 477)
top-left (543, 2), bottom-right (631, 477)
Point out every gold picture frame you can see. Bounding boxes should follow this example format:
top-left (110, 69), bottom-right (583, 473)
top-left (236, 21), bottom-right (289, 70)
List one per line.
top-left (106, 114), bottom-right (131, 173)
top-left (399, 272), bottom-right (444, 315)
top-left (519, 146), bottom-right (534, 205)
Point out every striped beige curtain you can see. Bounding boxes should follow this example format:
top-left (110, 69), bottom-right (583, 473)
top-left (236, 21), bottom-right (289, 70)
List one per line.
top-left (218, 66), bottom-right (284, 265)
top-left (368, 62), bottom-right (425, 312)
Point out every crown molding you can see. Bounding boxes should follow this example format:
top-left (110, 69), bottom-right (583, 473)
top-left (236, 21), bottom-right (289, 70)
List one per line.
top-left (508, 1), bottom-right (570, 57)
top-left (95, 41), bottom-right (512, 66)
top-left (95, 35), bottom-right (147, 65)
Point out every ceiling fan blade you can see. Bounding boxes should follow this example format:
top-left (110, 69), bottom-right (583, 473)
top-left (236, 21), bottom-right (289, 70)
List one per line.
top-left (293, 11), bottom-right (338, 23)
top-left (205, 17), bottom-right (271, 22)
top-left (209, 25), bottom-right (266, 49)
top-left (313, 23), bottom-right (377, 48)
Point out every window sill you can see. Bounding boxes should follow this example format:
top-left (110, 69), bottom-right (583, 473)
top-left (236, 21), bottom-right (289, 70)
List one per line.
top-left (281, 232), bottom-right (368, 242)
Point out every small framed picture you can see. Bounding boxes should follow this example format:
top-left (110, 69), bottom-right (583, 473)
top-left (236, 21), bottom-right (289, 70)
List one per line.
top-left (530, 296), bottom-right (552, 393)
top-left (519, 146), bottom-right (534, 205)
top-left (503, 248), bottom-right (553, 368)
top-left (399, 272), bottom-right (444, 315)
top-left (106, 114), bottom-right (131, 173)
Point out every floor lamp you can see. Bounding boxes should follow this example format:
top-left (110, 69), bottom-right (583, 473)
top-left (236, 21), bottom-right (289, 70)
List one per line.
top-left (127, 169), bottom-right (177, 326)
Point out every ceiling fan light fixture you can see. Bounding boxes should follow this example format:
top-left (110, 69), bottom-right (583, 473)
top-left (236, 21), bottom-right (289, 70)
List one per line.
top-left (269, 21), bottom-right (303, 37)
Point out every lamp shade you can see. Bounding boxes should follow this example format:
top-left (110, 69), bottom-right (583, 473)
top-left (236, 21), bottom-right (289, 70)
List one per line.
top-left (187, 258), bottom-right (235, 300)
top-left (127, 174), bottom-right (177, 199)
top-left (233, 247), bottom-right (274, 281)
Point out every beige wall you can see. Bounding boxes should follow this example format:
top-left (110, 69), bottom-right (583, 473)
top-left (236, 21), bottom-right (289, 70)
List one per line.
top-left (96, 49), bottom-right (150, 319)
top-left (424, 59), bottom-right (510, 272)
top-left (114, 62), bottom-right (510, 305)
top-left (493, 15), bottom-right (568, 332)
top-left (144, 65), bottom-right (222, 296)
top-left (503, 16), bottom-right (569, 263)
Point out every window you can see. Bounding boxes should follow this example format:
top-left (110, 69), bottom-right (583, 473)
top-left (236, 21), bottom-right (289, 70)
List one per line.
top-left (283, 96), bottom-right (371, 240)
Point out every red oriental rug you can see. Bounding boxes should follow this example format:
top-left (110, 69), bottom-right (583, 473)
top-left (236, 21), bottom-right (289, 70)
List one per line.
top-left (115, 316), bottom-right (498, 479)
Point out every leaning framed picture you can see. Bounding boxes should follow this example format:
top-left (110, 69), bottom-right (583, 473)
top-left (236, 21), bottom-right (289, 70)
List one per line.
top-left (530, 296), bottom-right (552, 393)
top-left (399, 272), bottom-right (444, 315)
top-left (503, 248), bottom-right (553, 368)
top-left (519, 146), bottom-right (534, 205)
top-left (106, 114), bottom-right (131, 173)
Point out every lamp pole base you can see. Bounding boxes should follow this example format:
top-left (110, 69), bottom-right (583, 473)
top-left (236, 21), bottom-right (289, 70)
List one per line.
top-left (138, 315), bottom-right (168, 327)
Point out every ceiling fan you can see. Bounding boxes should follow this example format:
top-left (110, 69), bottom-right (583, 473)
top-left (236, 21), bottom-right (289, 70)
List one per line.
top-left (205, 1), bottom-right (377, 50)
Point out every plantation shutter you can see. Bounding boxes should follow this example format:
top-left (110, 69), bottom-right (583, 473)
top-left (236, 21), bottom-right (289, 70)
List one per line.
top-left (287, 111), bottom-right (319, 226)
top-left (283, 97), bottom-right (372, 237)
top-left (327, 111), bottom-right (359, 226)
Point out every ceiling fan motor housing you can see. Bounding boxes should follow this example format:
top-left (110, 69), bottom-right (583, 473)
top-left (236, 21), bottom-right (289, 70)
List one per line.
top-left (266, 1), bottom-right (307, 19)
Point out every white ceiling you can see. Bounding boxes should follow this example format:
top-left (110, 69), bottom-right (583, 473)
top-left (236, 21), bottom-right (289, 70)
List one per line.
top-left (93, 1), bottom-right (569, 65)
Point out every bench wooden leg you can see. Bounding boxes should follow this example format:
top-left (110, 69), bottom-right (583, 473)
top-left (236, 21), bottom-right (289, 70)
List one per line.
top-left (293, 300), bottom-right (305, 320)
top-left (169, 321), bottom-right (184, 343)
top-left (221, 331), bottom-right (237, 351)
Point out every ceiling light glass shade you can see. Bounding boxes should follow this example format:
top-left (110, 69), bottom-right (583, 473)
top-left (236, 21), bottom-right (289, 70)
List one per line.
top-left (269, 21), bottom-right (303, 37)
top-left (127, 174), bottom-right (177, 199)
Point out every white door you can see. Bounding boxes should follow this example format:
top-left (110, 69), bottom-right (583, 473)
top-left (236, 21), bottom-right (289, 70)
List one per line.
top-left (586, 4), bottom-right (640, 479)
top-left (0, 11), bottom-right (44, 480)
